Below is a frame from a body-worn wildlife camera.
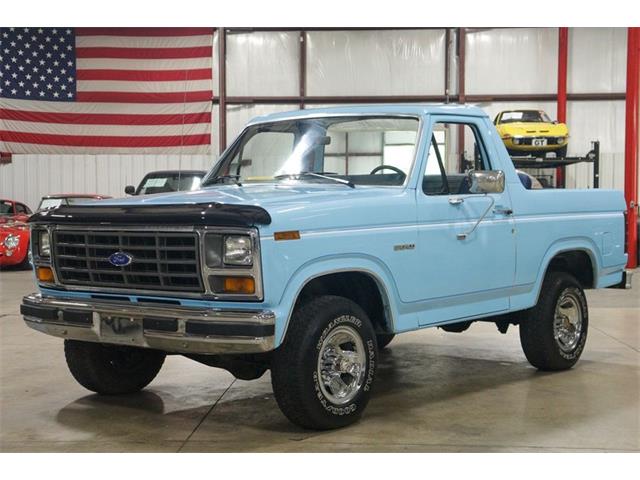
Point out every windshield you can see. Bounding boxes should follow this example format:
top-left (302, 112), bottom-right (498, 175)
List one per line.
top-left (499, 110), bottom-right (552, 124)
top-left (37, 198), bottom-right (64, 211)
top-left (37, 197), bottom-right (98, 211)
top-left (204, 116), bottom-right (420, 187)
top-left (137, 174), bottom-right (203, 195)
top-left (0, 201), bottom-right (14, 215)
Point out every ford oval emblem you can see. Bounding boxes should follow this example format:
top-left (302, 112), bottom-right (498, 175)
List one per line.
top-left (108, 251), bottom-right (133, 267)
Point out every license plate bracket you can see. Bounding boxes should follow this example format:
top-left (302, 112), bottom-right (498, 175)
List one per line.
top-left (100, 315), bottom-right (144, 345)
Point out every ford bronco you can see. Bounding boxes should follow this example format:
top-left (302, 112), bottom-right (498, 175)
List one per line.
top-left (22, 105), bottom-right (630, 430)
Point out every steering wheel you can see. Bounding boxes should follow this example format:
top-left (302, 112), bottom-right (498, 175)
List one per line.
top-left (369, 165), bottom-right (406, 177)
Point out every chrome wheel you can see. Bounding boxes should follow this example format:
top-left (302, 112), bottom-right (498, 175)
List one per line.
top-left (317, 324), bottom-right (366, 405)
top-left (553, 290), bottom-right (583, 353)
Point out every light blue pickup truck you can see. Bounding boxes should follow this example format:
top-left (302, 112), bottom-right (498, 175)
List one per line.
top-left (22, 105), bottom-right (631, 430)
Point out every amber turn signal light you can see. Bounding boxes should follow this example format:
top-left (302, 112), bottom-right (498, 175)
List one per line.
top-left (222, 276), bottom-right (255, 294)
top-left (274, 230), bottom-right (301, 241)
top-left (37, 266), bottom-right (54, 282)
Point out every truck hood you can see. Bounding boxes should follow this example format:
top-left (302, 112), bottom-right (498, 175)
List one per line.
top-left (498, 122), bottom-right (568, 136)
top-left (95, 183), bottom-right (397, 212)
top-left (28, 183), bottom-right (413, 231)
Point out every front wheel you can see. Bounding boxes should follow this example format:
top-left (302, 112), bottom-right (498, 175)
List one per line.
top-left (519, 271), bottom-right (588, 371)
top-left (64, 340), bottom-right (165, 395)
top-left (271, 295), bottom-right (377, 430)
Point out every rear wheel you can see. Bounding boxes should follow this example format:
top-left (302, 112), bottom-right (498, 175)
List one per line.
top-left (64, 340), bottom-right (165, 395)
top-left (519, 271), bottom-right (588, 371)
top-left (271, 295), bottom-right (377, 430)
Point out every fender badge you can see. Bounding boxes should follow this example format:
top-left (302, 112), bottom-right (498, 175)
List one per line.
top-left (393, 243), bottom-right (415, 251)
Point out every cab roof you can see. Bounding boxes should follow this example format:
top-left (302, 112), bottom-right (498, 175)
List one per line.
top-left (247, 104), bottom-right (488, 126)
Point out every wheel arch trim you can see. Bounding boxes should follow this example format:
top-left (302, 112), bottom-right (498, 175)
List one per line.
top-left (533, 238), bottom-right (601, 304)
top-left (274, 255), bottom-right (400, 347)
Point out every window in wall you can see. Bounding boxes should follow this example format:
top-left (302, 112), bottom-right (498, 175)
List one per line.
top-left (423, 122), bottom-right (491, 196)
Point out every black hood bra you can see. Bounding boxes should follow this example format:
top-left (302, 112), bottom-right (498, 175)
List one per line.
top-left (28, 203), bottom-right (272, 227)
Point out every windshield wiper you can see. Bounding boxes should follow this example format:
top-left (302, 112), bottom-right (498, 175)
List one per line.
top-left (274, 172), bottom-right (355, 188)
top-left (206, 174), bottom-right (242, 186)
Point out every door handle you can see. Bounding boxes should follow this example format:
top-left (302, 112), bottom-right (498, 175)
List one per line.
top-left (449, 197), bottom-right (464, 206)
top-left (494, 206), bottom-right (513, 215)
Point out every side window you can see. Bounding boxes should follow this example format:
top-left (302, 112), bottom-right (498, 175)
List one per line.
top-left (15, 203), bottom-right (26, 214)
top-left (423, 122), bottom-right (491, 196)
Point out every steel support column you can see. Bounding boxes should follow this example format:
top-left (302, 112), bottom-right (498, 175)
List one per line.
top-left (299, 30), bottom-right (306, 109)
top-left (624, 27), bottom-right (639, 268)
top-left (218, 28), bottom-right (227, 154)
top-left (556, 27), bottom-right (569, 188)
top-left (457, 28), bottom-right (466, 171)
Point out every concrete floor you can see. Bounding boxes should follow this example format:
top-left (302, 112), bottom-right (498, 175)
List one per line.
top-left (1, 269), bottom-right (638, 452)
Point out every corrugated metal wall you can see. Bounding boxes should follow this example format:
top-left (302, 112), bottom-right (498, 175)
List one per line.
top-left (0, 154), bottom-right (214, 210)
top-left (0, 27), bottom-right (633, 209)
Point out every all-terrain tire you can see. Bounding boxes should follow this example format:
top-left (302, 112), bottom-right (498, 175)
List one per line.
top-left (376, 333), bottom-right (395, 349)
top-left (271, 295), bottom-right (378, 430)
top-left (519, 271), bottom-right (588, 371)
top-left (64, 340), bottom-right (165, 395)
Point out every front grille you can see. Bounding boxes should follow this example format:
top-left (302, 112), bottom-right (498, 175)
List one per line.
top-left (53, 230), bottom-right (203, 293)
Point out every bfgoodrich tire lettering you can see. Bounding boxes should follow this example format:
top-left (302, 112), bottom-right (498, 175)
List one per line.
top-left (519, 271), bottom-right (589, 371)
top-left (271, 295), bottom-right (377, 430)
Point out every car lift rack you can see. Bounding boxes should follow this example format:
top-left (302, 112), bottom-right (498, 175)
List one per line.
top-left (510, 141), bottom-right (600, 188)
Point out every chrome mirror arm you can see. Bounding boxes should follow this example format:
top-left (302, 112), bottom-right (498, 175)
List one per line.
top-left (456, 194), bottom-right (496, 240)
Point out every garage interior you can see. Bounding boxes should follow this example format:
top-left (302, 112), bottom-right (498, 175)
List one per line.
top-left (1, 27), bottom-right (639, 452)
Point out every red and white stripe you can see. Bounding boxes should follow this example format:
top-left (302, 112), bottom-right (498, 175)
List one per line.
top-left (0, 27), bottom-right (214, 154)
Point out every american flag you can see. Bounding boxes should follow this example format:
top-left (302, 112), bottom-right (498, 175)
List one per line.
top-left (0, 27), bottom-right (213, 154)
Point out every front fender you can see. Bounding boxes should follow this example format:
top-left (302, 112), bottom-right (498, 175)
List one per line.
top-left (271, 254), bottom-right (408, 347)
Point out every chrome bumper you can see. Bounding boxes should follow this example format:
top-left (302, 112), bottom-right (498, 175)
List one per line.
top-left (21, 293), bottom-right (275, 355)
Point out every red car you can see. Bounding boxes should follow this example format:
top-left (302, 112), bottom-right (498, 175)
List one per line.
top-left (0, 199), bottom-right (32, 223)
top-left (36, 193), bottom-right (111, 212)
top-left (0, 199), bottom-right (33, 268)
top-left (0, 221), bottom-right (30, 268)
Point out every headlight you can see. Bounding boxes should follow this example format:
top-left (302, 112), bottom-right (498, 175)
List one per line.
top-left (513, 138), bottom-right (521, 145)
top-left (3, 234), bottom-right (20, 249)
top-left (38, 231), bottom-right (51, 257)
top-left (557, 136), bottom-right (565, 143)
top-left (224, 235), bottom-right (253, 266)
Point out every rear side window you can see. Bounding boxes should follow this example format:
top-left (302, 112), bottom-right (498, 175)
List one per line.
top-left (0, 201), bottom-right (13, 215)
top-left (422, 122), bottom-right (491, 196)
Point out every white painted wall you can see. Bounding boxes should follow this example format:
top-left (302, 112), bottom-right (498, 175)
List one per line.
top-left (0, 154), bottom-right (217, 211)
top-left (0, 27), bottom-right (633, 207)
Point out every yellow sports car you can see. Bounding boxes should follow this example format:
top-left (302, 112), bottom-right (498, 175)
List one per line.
top-left (494, 109), bottom-right (569, 158)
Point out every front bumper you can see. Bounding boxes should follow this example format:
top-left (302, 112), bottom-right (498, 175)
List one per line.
top-left (21, 293), bottom-right (275, 355)
top-left (503, 137), bottom-right (567, 151)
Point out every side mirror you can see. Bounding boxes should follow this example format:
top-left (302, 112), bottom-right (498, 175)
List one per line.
top-left (468, 170), bottom-right (505, 194)
top-left (124, 185), bottom-right (136, 195)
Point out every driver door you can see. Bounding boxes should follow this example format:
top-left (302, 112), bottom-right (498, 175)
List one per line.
top-left (415, 116), bottom-right (516, 326)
